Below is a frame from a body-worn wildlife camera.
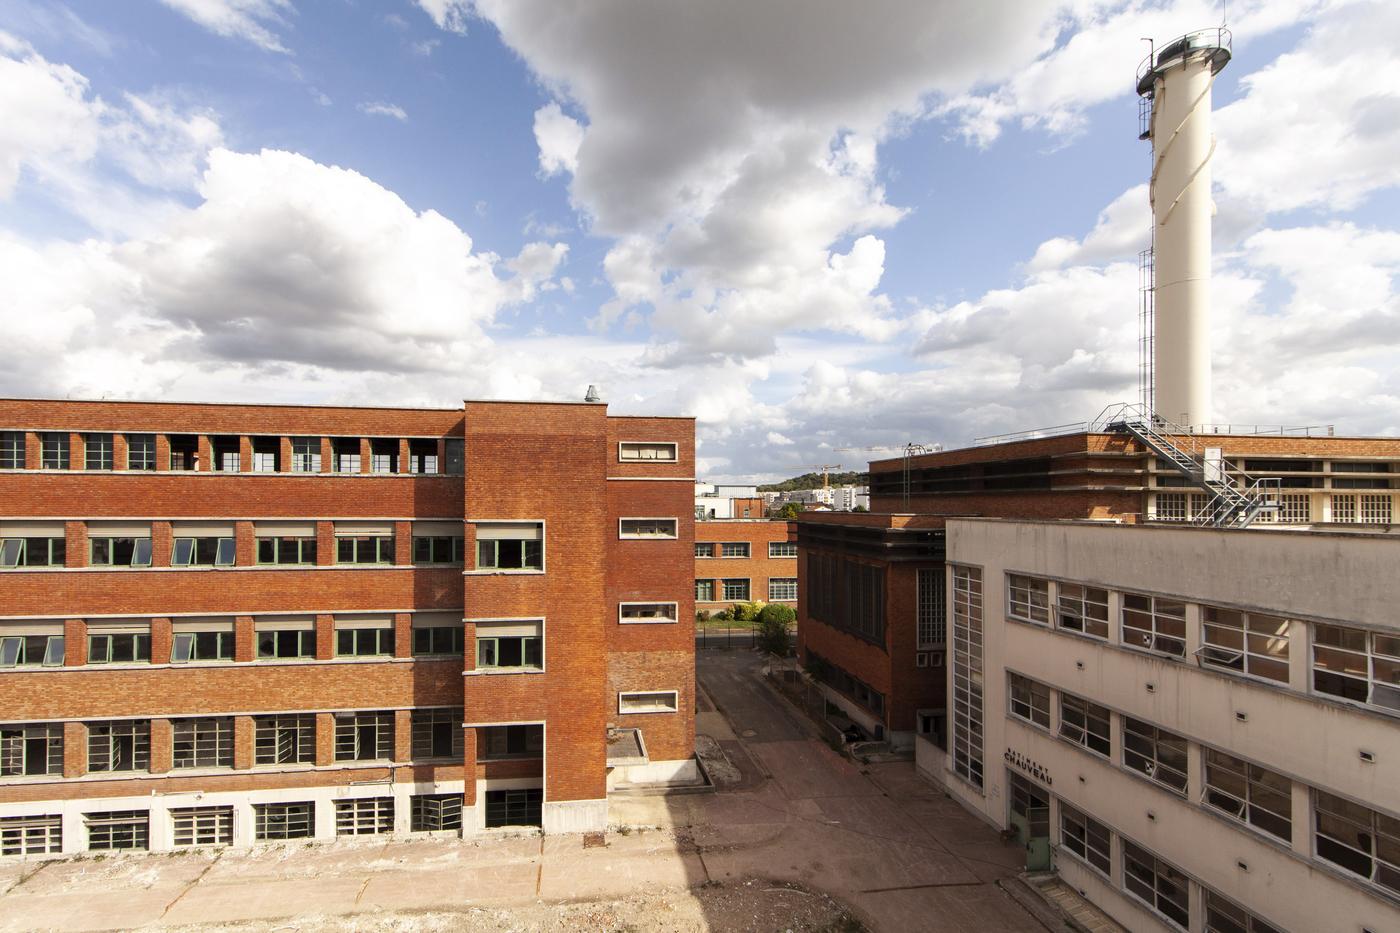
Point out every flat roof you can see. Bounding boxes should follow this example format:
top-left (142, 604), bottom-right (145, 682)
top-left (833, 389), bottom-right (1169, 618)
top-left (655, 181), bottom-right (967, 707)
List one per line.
top-left (948, 515), bottom-right (1400, 543)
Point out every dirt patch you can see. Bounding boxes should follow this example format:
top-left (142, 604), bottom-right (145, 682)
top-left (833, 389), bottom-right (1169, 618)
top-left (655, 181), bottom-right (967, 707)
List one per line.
top-left (694, 734), bottom-right (742, 787)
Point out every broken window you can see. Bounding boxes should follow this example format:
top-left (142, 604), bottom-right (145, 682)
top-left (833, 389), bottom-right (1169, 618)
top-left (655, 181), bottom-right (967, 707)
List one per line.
top-left (1121, 592), bottom-right (1186, 658)
top-left (251, 437), bottom-right (279, 472)
top-left (333, 711), bottom-right (393, 761)
top-left (619, 518), bottom-right (678, 539)
top-left (1059, 804), bottom-right (1111, 877)
top-left (408, 439), bottom-right (438, 474)
top-left (85, 810), bottom-right (148, 851)
top-left (254, 802), bottom-right (315, 840)
top-left (1006, 574), bottom-right (1051, 625)
top-left (1122, 718), bottom-right (1188, 795)
top-left (1204, 749), bottom-right (1292, 841)
top-left (335, 797), bottom-right (394, 835)
top-left (171, 806), bottom-right (233, 846)
top-left (290, 436), bottom-right (321, 472)
top-left (254, 714), bottom-right (315, 765)
top-left (1059, 693), bottom-right (1111, 758)
top-left (444, 438), bottom-right (464, 475)
top-left (370, 438), bottom-right (398, 473)
top-left (0, 815), bottom-right (61, 856)
top-left (1312, 622), bottom-right (1400, 712)
top-left (485, 788), bottom-right (541, 828)
top-left (1201, 607), bottom-right (1290, 683)
top-left (1008, 673), bottom-right (1050, 729)
top-left (333, 437), bottom-right (361, 473)
top-left (1056, 582), bottom-right (1109, 640)
top-left (0, 723), bottom-right (62, 776)
top-left (410, 708), bottom-right (463, 761)
top-left (411, 794), bottom-right (462, 832)
top-left (171, 717), bottom-right (233, 769)
top-left (1122, 841), bottom-right (1189, 928)
top-left (478, 724), bottom-right (544, 760)
top-left (168, 434), bottom-right (199, 470)
top-left (87, 720), bottom-right (150, 773)
top-left (211, 435), bottom-right (240, 472)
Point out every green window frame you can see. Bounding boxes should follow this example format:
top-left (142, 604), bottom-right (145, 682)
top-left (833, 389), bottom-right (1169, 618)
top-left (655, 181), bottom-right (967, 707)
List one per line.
top-left (256, 630), bottom-right (316, 660)
top-left (87, 633), bottom-right (150, 664)
top-left (171, 631), bottom-right (234, 663)
top-left (412, 626), bottom-right (464, 656)
top-left (336, 627), bottom-right (393, 657)
top-left (255, 537), bottom-right (317, 565)
top-left (171, 537), bottom-right (235, 567)
top-left (336, 536), bottom-right (395, 565)
top-left (0, 634), bottom-right (64, 668)
top-left (476, 635), bottom-right (542, 670)
top-left (125, 434), bottom-right (156, 471)
top-left (89, 537), bottom-right (153, 567)
top-left (412, 536), bottom-right (464, 564)
top-left (695, 579), bottom-right (714, 601)
top-left (476, 538), bottom-right (543, 571)
top-left (0, 537), bottom-right (65, 568)
top-left (83, 433), bottom-right (113, 470)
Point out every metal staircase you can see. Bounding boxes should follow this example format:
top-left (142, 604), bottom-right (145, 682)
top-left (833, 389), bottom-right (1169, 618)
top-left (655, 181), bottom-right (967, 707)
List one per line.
top-left (1095, 403), bottom-right (1278, 528)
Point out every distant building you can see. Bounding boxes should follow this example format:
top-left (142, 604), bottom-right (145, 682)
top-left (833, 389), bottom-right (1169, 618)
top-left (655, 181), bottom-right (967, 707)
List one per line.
top-left (694, 482), bottom-right (762, 519)
top-left (693, 519), bottom-right (796, 614)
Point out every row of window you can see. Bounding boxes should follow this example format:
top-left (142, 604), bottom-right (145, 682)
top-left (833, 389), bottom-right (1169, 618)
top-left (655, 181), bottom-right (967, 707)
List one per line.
top-left (694, 578), bottom-right (796, 602)
top-left (1153, 490), bottom-right (1395, 525)
top-left (694, 541), bottom-right (796, 559)
top-left (805, 649), bottom-right (885, 717)
top-left (1010, 673), bottom-right (1400, 901)
top-left (0, 533), bottom-right (466, 569)
top-left (1002, 572), bottom-right (1400, 717)
top-left (806, 552), bottom-right (886, 645)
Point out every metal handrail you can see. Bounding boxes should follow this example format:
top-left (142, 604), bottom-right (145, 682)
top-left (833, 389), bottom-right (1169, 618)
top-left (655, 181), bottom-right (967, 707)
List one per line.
top-left (1136, 27), bottom-right (1232, 93)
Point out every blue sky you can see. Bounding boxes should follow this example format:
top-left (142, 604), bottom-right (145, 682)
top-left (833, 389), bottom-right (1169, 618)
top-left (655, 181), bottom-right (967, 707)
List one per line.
top-left (1, 0), bottom-right (1398, 480)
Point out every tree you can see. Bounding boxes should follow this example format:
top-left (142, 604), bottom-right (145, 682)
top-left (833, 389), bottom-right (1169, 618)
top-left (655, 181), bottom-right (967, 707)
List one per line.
top-left (776, 502), bottom-right (802, 519)
top-left (756, 603), bottom-right (795, 656)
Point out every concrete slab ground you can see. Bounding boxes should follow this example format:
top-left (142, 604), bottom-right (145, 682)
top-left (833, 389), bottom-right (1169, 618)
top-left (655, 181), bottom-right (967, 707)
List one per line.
top-left (0, 652), bottom-right (1052, 932)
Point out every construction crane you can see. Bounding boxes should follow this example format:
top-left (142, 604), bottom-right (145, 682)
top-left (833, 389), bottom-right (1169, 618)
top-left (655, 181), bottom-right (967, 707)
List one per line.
top-left (811, 464), bottom-right (842, 490)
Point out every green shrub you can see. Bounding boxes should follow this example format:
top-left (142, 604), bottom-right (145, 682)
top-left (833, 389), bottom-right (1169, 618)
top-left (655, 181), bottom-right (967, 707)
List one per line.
top-left (713, 608), bottom-right (733, 622)
top-left (695, 609), bottom-right (711, 623)
top-left (756, 603), bottom-right (796, 628)
top-left (733, 601), bottom-right (762, 623)
top-left (757, 609), bottom-right (793, 656)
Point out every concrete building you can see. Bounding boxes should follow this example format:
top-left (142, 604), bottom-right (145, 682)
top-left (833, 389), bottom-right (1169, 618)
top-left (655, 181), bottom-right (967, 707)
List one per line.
top-left (935, 518), bottom-right (1400, 933)
top-left (694, 519), bottom-right (796, 616)
top-left (694, 483), bottom-right (763, 520)
top-left (0, 397), bottom-right (696, 856)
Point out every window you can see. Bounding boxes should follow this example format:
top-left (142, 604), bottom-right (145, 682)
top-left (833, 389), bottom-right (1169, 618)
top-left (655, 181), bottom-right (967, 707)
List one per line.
top-left (125, 433), bottom-right (155, 471)
top-left (806, 552), bottom-right (886, 644)
top-left (408, 439), bottom-right (438, 474)
top-left (1057, 582), bottom-right (1109, 640)
top-left (695, 579), bottom-right (714, 601)
top-left (1203, 749), bottom-right (1291, 841)
top-left (951, 565), bottom-right (984, 789)
top-left (619, 441), bottom-right (677, 462)
top-left (90, 537), bottom-right (153, 567)
top-left (370, 438), bottom-right (398, 473)
top-left (478, 724), bottom-right (544, 760)
top-left (721, 578), bottom-right (750, 601)
top-left (211, 435), bottom-right (240, 472)
top-left (1200, 608), bottom-right (1289, 683)
top-left (86, 810), bottom-right (148, 851)
top-left (1331, 493), bottom-right (1357, 522)
top-left (413, 536), bottom-right (463, 564)
top-left (254, 715), bottom-right (315, 765)
top-left (619, 517), bottom-right (678, 539)
top-left (251, 437), bottom-right (279, 472)
top-left (719, 542), bottom-right (749, 558)
top-left (0, 431), bottom-right (23, 469)
top-left (476, 522), bottom-right (543, 571)
top-left (255, 802), bottom-right (315, 840)
top-left (485, 788), bottom-right (542, 828)
top-left (620, 602), bottom-right (678, 623)
top-left (0, 723), bottom-right (62, 776)
top-left (1059, 693), bottom-right (1111, 757)
top-left (40, 432), bottom-right (68, 469)
top-left (619, 691), bottom-right (679, 714)
top-left (1360, 493), bottom-right (1393, 523)
top-left (694, 542), bottom-right (714, 558)
top-left (172, 718), bottom-right (233, 768)
top-left (1008, 673), bottom-right (1050, 728)
top-left (806, 649), bottom-right (885, 716)
top-left (444, 438), bottom-right (464, 475)
top-left (1276, 493), bottom-right (1311, 523)
top-left (768, 578), bottom-right (798, 601)
top-left (256, 536), bottom-right (317, 565)
top-left (333, 437), bottom-right (361, 473)
top-left (1121, 593), bottom-right (1186, 657)
top-left (290, 436), bottom-right (321, 472)
top-left (1204, 890), bottom-right (1285, 933)
top-left (171, 537), bottom-right (235, 567)
top-left (0, 631), bottom-right (64, 668)
top-left (170, 629), bottom-right (234, 663)
top-left (335, 797), bottom-right (393, 835)
top-left (336, 535), bottom-right (394, 565)
top-left (0, 536), bottom-right (65, 568)
top-left (256, 628), bottom-right (315, 660)
top-left (413, 625), bottom-right (463, 656)
top-left (917, 568), bottom-right (946, 649)
top-left (1313, 790), bottom-right (1400, 896)
top-left (84, 433), bottom-right (113, 470)
top-left (336, 626), bottom-right (394, 658)
top-left (1006, 574), bottom-right (1051, 625)
top-left (1122, 841), bottom-right (1190, 929)
top-left (1059, 804), bottom-right (1111, 876)
top-left (334, 711), bottom-right (393, 761)
top-left (1312, 623), bottom-right (1400, 712)
top-left (87, 631), bottom-right (150, 664)
top-left (87, 720), bottom-right (149, 773)
top-left (168, 434), bottom-right (198, 470)
top-left (411, 794), bottom-right (462, 832)
top-left (171, 806), bottom-right (233, 846)
top-left (1008, 772), bottom-right (1050, 841)
top-left (1122, 718), bottom-right (1187, 794)
top-left (0, 815), bottom-right (61, 856)
top-left (476, 621), bottom-right (543, 670)
top-left (768, 541), bottom-right (797, 558)
top-left (1154, 492), bottom-right (1187, 521)
top-left (411, 708), bottom-right (463, 760)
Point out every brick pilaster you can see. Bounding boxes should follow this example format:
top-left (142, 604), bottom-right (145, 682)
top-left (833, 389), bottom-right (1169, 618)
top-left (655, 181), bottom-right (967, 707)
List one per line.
top-left (149, 719), bottom-right (173, 773)
top-left (64, 619), bottom-right (86, 666)
top-left (65, 521), bottom-right (88, 568)
top-left (150, 617), bottom-right (173, 665)
top-left (155, 433), bottom-right (171, 471)
top-left (278, 436), bottom-right (293, 473)
top-left (315, 614), bottom-right (335, 661)
top-left (394, 521), bottom-right (412, 566)
top-left (315, 712), bottom-right (336, 766)
top-left (234, 615), bottom-right (256, 663)
top-left (63, 722), bottom-right (87, 778)
top-left (394, 612), bottom-right (412, 659)
top-left (397, 438), bottom-right (410, 474)
top-left (238, 435), bottom-right (253, 473)
top-left (23, 431), bottom-right (40, 469)
top-left (112, 433), bottom-right (128, 471)
top-left (233, 716), bottom-right (255, 770)
top-left (68, 432), bottom-right (83, 470)
top-left (316, 521), bottom-right (336, 566)
top-left (150, 521), bottom-right (173, 568)
top-left (320, 436), bottom-right (334, 474)
top-left (393, 710), bottom-right (413, 763)
top-left (359, 437), bottom-right (372, 474)
top-left (235, 520), bottom-right (256, 566)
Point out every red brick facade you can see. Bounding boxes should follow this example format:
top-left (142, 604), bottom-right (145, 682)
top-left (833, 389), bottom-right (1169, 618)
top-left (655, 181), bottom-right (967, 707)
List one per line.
top-left (693, 519), bottom-right (796, 613)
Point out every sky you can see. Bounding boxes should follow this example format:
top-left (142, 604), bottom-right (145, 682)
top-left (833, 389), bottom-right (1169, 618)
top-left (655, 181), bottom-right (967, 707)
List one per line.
top-left (1, 0), bottom-right (1397, 482)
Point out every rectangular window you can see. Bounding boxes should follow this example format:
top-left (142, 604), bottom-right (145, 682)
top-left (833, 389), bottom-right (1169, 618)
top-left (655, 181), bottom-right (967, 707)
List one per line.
top-left (89, 537), bottom-right (153, 567)
top-left (87, 631), bottom-right (150, 665)
top-left (256, 536), bottom-right (317, 565)
top-left (1122, 718), bottom-right (1188, 795)
top-left (1203, 749), bottom-right (1292, 841)
top-left (620, 602), bottom-right (679, 623)
top-left (478, 724), bottom-right (544, 760)
top-left (1121, 593), bottom-right (1186, 658)
top-left (618, 441), bottom-right (677, 462)
top-left (917, 567), bottom-right (946, 649)
top-left (1008, 673), bottom-right (1050, 729)
top-left (1006, 574), bottom-right (1051, 625)
top-left (168, 434), bottom-right (198, 470)
top-left (695, 579), bottom-right (714, 601)
top-left (1122, 841), bottom-right (1190, 929)
top-left (0, 536), bottom-right (66, 568)
top-left (0, 815), bottom-right (62, 856)
top-left (1313, 790), bottom-right (1400, 896)
top-left (336, 626), bottom-right (394, 658)
top-left (806, 552), bottom-right (886, 644)
top-left (40, 432), bottom-right (69, 470)
top-left (719, 541), bottom-right (749, 558)
top-left (87, 720), bottom-right (150, 773)
top-left (1059, 804), bottom-right (1111, 877)
top-left (413, 626), bottom-right (463, 656)
top-left (334, 711), bottom-right (394, 761)
top-left (1200, 607), bottom-right (1290, 683)
top-left (171, 718), bottom-right (233, 769)
top-left (335, 797), bottom-right (394, 835)
top-left (1057, 582), bottom-right (1109, 640)
top-left (951, 565), bottom-right (984, 789)
top-left (256, 629), bottom-right (315, 660)
top-left (1059, 693), bottom-right (1111, 757)
top-left (333, 438), bottom-right (361, 473)
top-left (85, 810), bottom-right (148, 851)
top-left (290, 437), bottom-right (321, 472)
top-left (171, 806), bottom-right (233, 847)
top-left (1312, 623), bottom-right (1400, 712)
top-left (254, 802), bottom-right (315, 840)
top-left (0, 633), bottom-right (65, 668)
top-left (476, 621), bottom-right (543, 671)
top-left (336, 536), bottom-right (395, 565)
top-left (806, 649), bottom-right (885, 716)
top-left (768, 541), bottom-right (797, 558)
top-left (410, 708), bottom-right (463, 761)
top-left (251, 437), bottom-right (279, 472)
top-left (0, 431), bottom-right (24, 470)
top-left (721, 578), bottom-right (750, 601)
top-left (1154, 492), bottom-right (1187, 521)
top-left (253, 715), bottom-right (315, 765)
top-left (1331, 493), bottom-right (1357, 522)
top-left (170, 537), bottom-right (235, 567)
top-left (619, 517), bottom-right (678, 539)
top-left (768, 578), bottom-right (798, 601)
top-left (370, 438), bottom-right (398, 473)
top-left (1276, 493), bottom-right (1311, 523)
top-left (619, 691), bottom-right (679, 714)
top-left (1360, 493), bottom-right (1392, 523)
top-left (476, 522), bottom-right (543, 571)
top-left (412, 536), bottom-right (464, 564)
top-left (1204, 890), bottom-right (1285, 933)
top-left (211, 436), bottom-right (240, 472)
top-left (694, 542), bottom-right (714, 558)
top-left (125, 433), bottom-right (155, 471)
top-left (408, 439), bottom-right (438, 474)
top-left (485, 788), bottom-right (542, 828)
top-left (170, 630), bottom-right (234, 663)
top-left (0, 723), bottom-right (62, 776)
top-left (84, 433), bottom-right (113, 470)
top-left (411, 794), bottom-right (462, 832)
top-left (444, 438), bottom-right (464, 475)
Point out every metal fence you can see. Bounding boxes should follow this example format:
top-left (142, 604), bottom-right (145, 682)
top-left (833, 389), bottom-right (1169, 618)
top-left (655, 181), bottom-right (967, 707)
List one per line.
top-left (694, 624), bottom-right (797, 650)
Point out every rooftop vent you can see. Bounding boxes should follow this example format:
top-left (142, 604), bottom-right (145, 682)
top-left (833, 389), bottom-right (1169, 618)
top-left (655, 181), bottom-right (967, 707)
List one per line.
top-left (584, 385), bottom-right (601, 403)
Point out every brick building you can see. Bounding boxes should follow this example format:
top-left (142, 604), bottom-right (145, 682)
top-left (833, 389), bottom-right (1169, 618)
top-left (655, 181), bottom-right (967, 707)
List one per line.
top-left (0, 397), bottom-right (696, 856)
top-left (693, 519), bottom-right (796, 615)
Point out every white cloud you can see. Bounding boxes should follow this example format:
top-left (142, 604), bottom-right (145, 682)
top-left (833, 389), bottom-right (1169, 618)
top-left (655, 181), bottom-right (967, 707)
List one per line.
top-left (358, 101), bottom-right (408, 122)
top-left (532, 103), bottom-right (584, 177)
top-left (766, 432), bottom-right (795, 446)
top-left (158, 0), bottom-right (292, 54)
top-left (412, 39), bottom-right (441, 57)
top-left (415, 0), bottom-right (471, 35)
top-left (0, 31), bottom-right (101, 198)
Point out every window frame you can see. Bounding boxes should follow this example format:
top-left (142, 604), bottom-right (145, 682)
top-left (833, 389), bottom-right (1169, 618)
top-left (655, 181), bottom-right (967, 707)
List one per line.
top-left (694, 542), bottom-right (715, 559)
top-left (618, 690), bottom-right (680, 714)
top-left (412, 535), bottom-right (464, 565)
top-left (1122, 717), bottom-right (1188, 796)
top-left (289, 437), bottom-right (322, 473)
top-left (254, 801), bottom-right (315, 840)
top-left (1202, 748), bottom-right (1292, 842)
top-left (253, 714), bottom-right (315, 765)
top-left (333, 711), bottom-right (394, 762)
top-left (255, 535), bottom-right (317, 565)
top-left (474, 621), bottom-right (544, 672)
top-left (1120, 592), bottom-right (1187, 658)
top-left (410, 708), bottom-right (464, 761)
top-left (719, 541), bottom-right (750, 558)
top-left (39, 432), bottom-right (69, 470)
top-left (412, 625), bottom-right (464, 657)
top-left (171, 805), bottom-right (234, 847)
top-left (170, 717), bottom-right (233, 769)
top-left (0, 723), bottom-right (63, 776)
top-left (1007, 672), bottom-right (1050, 729)
top-left (1313, 788), bottom-right (1400, 897)
top-left (619, 602), bottom-right (679, 624)
top-left (1006, 573), bottom-right (1051, 626)
top-left (768, 541), bottom-right (797, 558)
top-left (1311, 622), bottom-right (1400, 715)
top-left (473, 521), bottom-right (545, 573)
top-left (87, 631), bottom-right (150, 665)
top-left (1058, 692), bottom-right (1111, 758)
top-left (768, 577), bottom-right (798, 601)
top-left (1059, 803), bottom-right (1111, 878)
top-left (335, 535), bottom-right (395, 565)
top-left (170, 536), bottom-right (235, 568)
top-left (0, 536), bottom-right (66, 568)
top-left (0, 814), bottom-right (62, 856)
top-left (0, 633), bottom-right (65, 668)
top-left (695, 579), bottom-right (715, 601)
top-left (170, 629), bottom-right (234, 664)
top-left (256, 629), bottom-right (316, 660)
top-left (125, 433), bottom-right (156, 471)
top-left (618, 517), bottom-right (679, 539)
top-left (1121, 839), bottom-right (1191, 930)
top-left (83, 433), bottom-right (114, 470)
top-left (335, 797), bottom-right (394, 835)
top-left (89, 536), bottom-right (153, 568)
top-left (1200, 606), bottom-right (1290, 684)
top-left (85, 810), bottom-right (148, 851)
top-left (1056, 582), bottom-right (1109, 641)
top-left (617, 441), bottom-right (678, 462)
top-left (0, 431), bottom-right (24, 470)
top-left (720, 577), bottom-right (750, 601)
top-left (87, 720), bottom-right (150, 773)
top-left (335, 626), bottom-right (394, 658)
